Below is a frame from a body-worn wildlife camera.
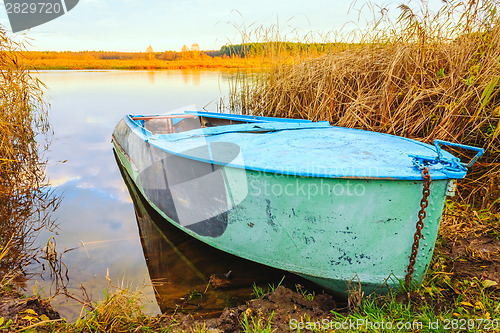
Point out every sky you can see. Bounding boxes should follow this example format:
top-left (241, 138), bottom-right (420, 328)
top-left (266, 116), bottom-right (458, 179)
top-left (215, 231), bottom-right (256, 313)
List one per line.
top-left (0, 0), bottom-right (443, 52)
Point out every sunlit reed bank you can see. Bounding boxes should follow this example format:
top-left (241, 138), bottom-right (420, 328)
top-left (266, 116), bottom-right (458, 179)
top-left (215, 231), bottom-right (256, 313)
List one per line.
top-left (0, 26), bottom-right (58, 287)
top-left (225, 0), bottom-right (500, 211)
top-left (19, 51), bottom-right (267, 70)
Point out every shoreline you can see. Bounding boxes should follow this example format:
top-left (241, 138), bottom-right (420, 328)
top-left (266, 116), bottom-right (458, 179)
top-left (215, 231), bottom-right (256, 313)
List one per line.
top-left (0, 284), bottom-right (340, 332)
top-left (2, 228), bottom-right (499, 332)
top-left (19, 55), bottom-right (267, 71)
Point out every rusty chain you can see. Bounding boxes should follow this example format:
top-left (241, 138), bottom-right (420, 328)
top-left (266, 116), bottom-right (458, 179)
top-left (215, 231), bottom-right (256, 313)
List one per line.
top-left (405, 167), bottom-right (432, 286)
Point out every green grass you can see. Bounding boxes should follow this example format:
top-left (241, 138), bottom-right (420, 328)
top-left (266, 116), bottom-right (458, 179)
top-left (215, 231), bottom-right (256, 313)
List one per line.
top-left (284, 277), bottom-right (499, 332)
top-left (252, 283), bottom-right (267, 299)
top-left (296, 284), bottom-right (315, 302)
top-left (252, 276), bottom-right (285, 298)
top-left (325, 282), bottom-right (499, 332)
top-left (242, 311), bottom-right (276, 333)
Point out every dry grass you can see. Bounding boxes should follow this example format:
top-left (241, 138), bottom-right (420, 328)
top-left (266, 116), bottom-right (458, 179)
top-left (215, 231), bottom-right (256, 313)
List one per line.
top-left (440, 200), bottom-right (500, 243)
top-left (74, 288), bottom-right (153, 332)
top-left (0, 25), bottom-right (58, 287)
top-left (67, 272), bottom-right (174, 333)
top-left (225, 0), bottom-right (500, 210)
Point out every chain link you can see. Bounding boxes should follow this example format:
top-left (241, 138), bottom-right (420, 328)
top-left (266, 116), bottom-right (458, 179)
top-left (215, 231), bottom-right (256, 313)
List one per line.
top-left (405, 167), bottom-right (432, 286)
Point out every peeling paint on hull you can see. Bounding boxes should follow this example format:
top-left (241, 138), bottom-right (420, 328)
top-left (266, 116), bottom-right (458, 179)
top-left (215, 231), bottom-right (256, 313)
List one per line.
top-left (112, 115), bottom-right (450, 294)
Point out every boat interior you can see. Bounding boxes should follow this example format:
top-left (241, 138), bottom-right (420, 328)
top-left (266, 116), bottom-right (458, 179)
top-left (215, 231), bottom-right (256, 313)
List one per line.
top-left (132, 113), bottom-right (255, 135)
top-left (130, 111), bottom-right (316, 135)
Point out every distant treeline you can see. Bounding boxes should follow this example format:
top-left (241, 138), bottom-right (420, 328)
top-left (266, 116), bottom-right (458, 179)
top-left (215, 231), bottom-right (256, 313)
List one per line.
top-left (28, 49), bottom-right (223, 61)
top-left (17, 42), bottom-right (348, 70)
top-left (19, 48), bottom-right (262, 70)
top-left (219, 42), bottom-right (344, 57)
top-left (26, 42), bottom-right (343, 63)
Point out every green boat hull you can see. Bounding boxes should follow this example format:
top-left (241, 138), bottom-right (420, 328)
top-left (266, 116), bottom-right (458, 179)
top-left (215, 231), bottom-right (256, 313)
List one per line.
top-left (112, 139), bottom-right (448, 295)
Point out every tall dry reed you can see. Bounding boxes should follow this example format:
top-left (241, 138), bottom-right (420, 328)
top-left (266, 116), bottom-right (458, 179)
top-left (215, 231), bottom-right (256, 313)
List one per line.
top-left (225, 0), bottom-right (500, 210)
top-left (0, 26), bottom-right (58, 285)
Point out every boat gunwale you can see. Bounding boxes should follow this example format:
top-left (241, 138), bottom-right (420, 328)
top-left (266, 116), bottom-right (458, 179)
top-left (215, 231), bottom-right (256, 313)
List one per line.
top-left (185, 110), bottom-right (320, 123)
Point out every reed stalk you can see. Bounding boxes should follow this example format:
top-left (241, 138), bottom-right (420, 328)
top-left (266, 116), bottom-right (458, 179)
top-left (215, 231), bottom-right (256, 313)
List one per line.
top-left (0, 25), bottom-right (58, 287)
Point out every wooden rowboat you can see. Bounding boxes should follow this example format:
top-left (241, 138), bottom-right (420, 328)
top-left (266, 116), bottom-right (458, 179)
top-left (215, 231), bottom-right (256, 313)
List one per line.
top-left (112, 111), bottom-right (483, 294)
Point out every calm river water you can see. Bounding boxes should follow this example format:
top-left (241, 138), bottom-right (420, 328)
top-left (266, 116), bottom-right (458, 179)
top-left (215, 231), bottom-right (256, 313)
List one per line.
top-left (29, 70), bottom-right (311, 321)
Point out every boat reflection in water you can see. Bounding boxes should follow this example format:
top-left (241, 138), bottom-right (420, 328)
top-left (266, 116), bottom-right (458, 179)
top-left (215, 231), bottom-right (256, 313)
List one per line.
top-left (116, 153), bottom-right (314, 318)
